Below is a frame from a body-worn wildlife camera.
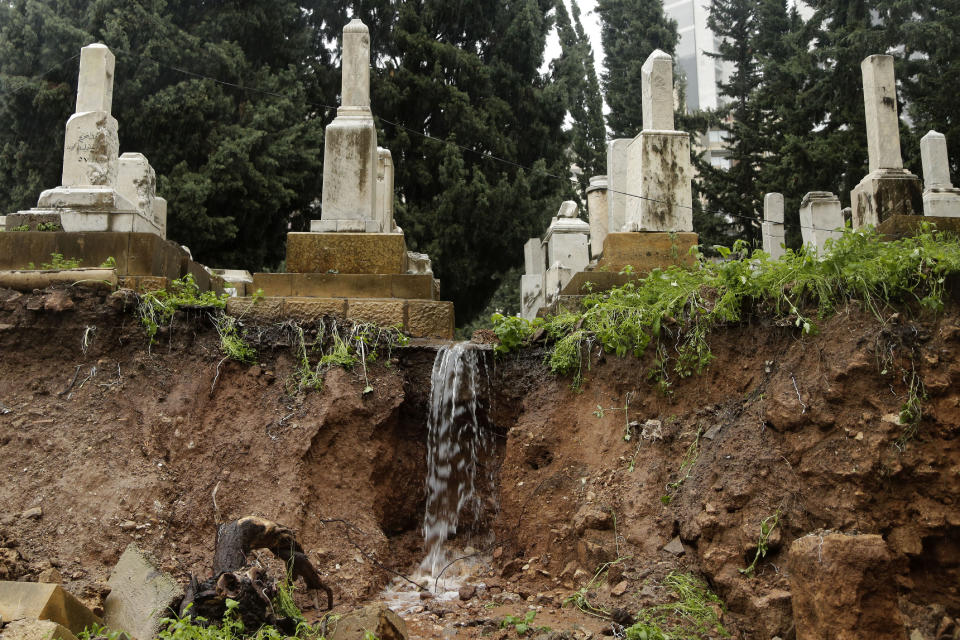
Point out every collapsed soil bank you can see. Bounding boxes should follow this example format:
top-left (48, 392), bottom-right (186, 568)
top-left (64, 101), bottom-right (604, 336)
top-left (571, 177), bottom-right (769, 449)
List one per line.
top-left (1, 284), bottom-right (959, 639)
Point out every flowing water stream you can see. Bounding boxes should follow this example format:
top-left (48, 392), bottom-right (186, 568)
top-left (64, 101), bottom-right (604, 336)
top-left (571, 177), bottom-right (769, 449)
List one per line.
top-left (383, 342), bottom-right (496, 609)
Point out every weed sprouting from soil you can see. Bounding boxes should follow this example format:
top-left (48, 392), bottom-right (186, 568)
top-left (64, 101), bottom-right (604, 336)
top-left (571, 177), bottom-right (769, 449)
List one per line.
top-left (492, 226), bottom-right (960, 394)
top-left (214, 315), bottom-right (257, 364)
top-left (740, 507), bottom-right (783, 577)
top-left (625, 572), bottom-right (730, 639)
top-left (661, 425), bottom-right (703, 505)
top-left (138, 274), bottom-right (226, 345)
top-left (152, 599), bottom-right (325, 640)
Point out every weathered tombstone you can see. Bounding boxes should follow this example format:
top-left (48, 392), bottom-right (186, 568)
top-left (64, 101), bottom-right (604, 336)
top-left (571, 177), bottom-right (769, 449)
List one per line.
top-left (606, 139), bottom-right (631, 235)
top-left (103, 543), bottom-right (184, 640)
top-left (520, 238), bottom-right (546, 320)
top-left (116, 153), bottom-right (165, 238)
top-left (544, 201), bottom-right (590, 272)
top-left (850, 55), bottom-right (922, 227)
top-left (376, 147), bottom-right (398, 232)
top-left (762, 192), bottom-right (786, 260)
top-left (799, 191), bottom-right (844, 253)
top-left (586, 175), bottom-right (609, 258)
top-left (920, 130), bottom-right (960, 218)
top-left (623, 50), bottom-right (693, 233)
top-left (315, 19), bottom-right (380, 232)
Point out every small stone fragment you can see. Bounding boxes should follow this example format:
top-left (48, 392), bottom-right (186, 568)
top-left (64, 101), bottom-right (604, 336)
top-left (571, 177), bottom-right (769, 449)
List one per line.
top-left (611, 580), bottom-right (628, 597)
top-left (458, 585), bottom-right (476, 601)
top-left (22, 507), bottom-right (42, 520)
top-left (37, 567), bottom-right (63, 584)
top-left (663, 536), bottom-right (685, 556)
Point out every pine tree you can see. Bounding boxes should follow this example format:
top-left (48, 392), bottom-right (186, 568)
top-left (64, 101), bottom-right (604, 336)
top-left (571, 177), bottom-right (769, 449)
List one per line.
top-left (596, 0), bottom-right (679, 137)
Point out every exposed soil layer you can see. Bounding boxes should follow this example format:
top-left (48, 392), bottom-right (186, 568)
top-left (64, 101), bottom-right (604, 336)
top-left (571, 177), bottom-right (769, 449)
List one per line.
top-left (1, 284), bottom-right (959, 639)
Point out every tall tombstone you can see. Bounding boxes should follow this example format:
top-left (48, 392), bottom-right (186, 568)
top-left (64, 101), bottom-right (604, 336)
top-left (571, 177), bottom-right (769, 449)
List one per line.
top-left (376, 147), bottom-right (398, 232)
top-left (606, 139), bottom-right (631, 236)
top-left (850, 55), bottom-right (922, 227)
top-left (316, 19), bottom-right (380, 233)
top-left (920, 130), bottom-right (960, 217)
top-left (799, 191), bottom-right (844, 253)
top-left (520, 238), bottom-right (546, 320)
top-left (586, 175), bottom-right (609, 258)
top-left (762, 193), bottom-right (786, 260)
top-left (117, 153), bottom-right (165, 237)
top-left (623, 50), bottom-right (693, 233)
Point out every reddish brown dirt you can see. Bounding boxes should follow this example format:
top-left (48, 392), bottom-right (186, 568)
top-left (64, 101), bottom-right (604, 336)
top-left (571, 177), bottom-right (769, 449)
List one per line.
top-left (1, 284), bottom-right (959, 639)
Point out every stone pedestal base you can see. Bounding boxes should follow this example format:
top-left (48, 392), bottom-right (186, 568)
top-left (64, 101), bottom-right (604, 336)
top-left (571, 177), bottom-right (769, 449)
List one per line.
top-left (851, 169), bottom-right (922, 228)
top-left (923, 188), bottom-right (960, 218)
top-left (623, 131), bottom-right (693, 232)
top-left (286, 232), bottom-right (408, 274)
top-left (762, 221), bottom-right (786, 260)
top-left (876, 214), bottom-right (960, 239)
top-left (252, 272), bottom-right (436, 299)
top-left (544, 264), bottom-right (574, 308)
top-left (310, 218), bottom-right (382, 233)
top-left (595, 231), bottom-right (699, 273)
top-left (226, 296), bottom-right (454, 339)
top-left (520, 273), bottom-right (544, 321)
top-left (8, 207), bottom-right (163, 235)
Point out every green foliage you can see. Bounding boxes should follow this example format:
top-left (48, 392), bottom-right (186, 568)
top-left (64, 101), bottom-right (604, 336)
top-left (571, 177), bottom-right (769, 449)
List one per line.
top-left (740, 507), bottom-right (782, 578)
top-left (9, 225), bottom-right (30, 232)
top-left (498, 227), bottom-right (960, 389)
top-left (157, 600), bottom-right (308, 640)
top-left (36, 221), bottom-right (62, 231)
top-left (500, 610), bottom-right (547, 636)
top-left (895, 369), bottom-right (927, 450)
top-left (214, 315), bottom-right (256, 364)
top-left (625, 572), bottom-right (729, 640)
top-left (491, 313), bottom-right (543, 355)
top-left (99, 256), bottom-right (117, 268)
top-left (78, 624), bottom-right (125, 640)
top-left (287, 320), bottom-right (409, 396)
top-left (37, 252), bottom-right (82, 270)
top-left (564, 558), bottom-right (629, 620)
top-left (138, 274), bottom-right (226, 344)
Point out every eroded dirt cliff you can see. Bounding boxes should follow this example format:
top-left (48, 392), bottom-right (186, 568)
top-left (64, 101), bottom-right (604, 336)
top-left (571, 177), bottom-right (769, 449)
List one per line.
top-left (1, 284), bottom-right (958, 639)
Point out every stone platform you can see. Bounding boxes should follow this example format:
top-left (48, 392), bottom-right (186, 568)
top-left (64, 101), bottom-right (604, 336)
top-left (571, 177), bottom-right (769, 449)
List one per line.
top-left (595, 231), bottom-right (699, 273)
top-left (226, 296), bottom-right (454, 339)
top-left (252, 272), bottom-right (435, 299)
top-left (876, 214), bottom-right (960, 239)
top-left (0, 231), bottom-right (223, 292)
top-left (286, 232), bottom-right (408, 274)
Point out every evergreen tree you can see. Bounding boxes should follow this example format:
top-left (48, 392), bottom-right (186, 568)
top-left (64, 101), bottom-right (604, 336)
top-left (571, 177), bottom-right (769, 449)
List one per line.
top-left (0, 0), bottom-right (330, 270)
top-left (553, 0), bottom-right (606, 188)
top-left (596, 0), bottom-right (679, 137)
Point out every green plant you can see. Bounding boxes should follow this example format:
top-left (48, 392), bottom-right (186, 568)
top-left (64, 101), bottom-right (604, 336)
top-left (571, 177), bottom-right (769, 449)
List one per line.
top-left (491, 313), bottom-right (542, 354)
top-left (99, 256), bottom-right (117, 268)
top-left (494, 226), bottom-right (960, 391)
top-left (10, 224), bottom-right (30, 232)
top-left (740, 507), bottom-right (783, 577)
top-left (500, 610), bottom-right (548, 636)
top-left (564, 557), bottom-right (630, 620)
top-left (251, 288), bottom-right (265, 303)
top-left (625, 572), bottom-right (730, 640)
top-left (138, 273), bottom-right (226, 344)
top-left (39, 253), bottom-right (82, 270)
top-left (36, 221), bottom-right (63, 231)
top-left (215, 315), bottom-right (256, 364)
top-left (895, 369), bottom-right (926, 450)
top-left (662, 426), bottom-right (704, 503)
top-left (78, 624), bottom-right (125, 640)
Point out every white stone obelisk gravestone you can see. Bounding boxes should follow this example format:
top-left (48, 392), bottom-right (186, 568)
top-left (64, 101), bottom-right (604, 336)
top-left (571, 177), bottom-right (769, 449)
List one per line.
top-left (850, 55), bottom-right (922, 227)
top-left (316, 19), bottom-right (381, 232)
top-left (520, 238), bottom-right (546, 320)
top-left (762, 193), bottom-right (786, 260)
top-left (623, 50), bottom-right (693, 232)
top-left (799, 191), bottom-right (844, 253)
top-left (11, 43), bottom-right (166, 237)
top-left (606, 139), bottom-right (631, 237)
top-left (920, 131), bottom-right (960, 217)
top-left (586, 175), bottom-right (609, 258)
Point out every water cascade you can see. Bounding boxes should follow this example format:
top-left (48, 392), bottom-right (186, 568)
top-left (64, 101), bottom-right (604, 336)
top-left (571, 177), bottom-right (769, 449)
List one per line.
top-left (421, 342), bottom-right (495, 577)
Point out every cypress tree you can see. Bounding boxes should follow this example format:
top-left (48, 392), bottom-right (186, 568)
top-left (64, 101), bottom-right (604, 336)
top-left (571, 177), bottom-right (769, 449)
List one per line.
top-left (596, 0), bottom-right (679, 137)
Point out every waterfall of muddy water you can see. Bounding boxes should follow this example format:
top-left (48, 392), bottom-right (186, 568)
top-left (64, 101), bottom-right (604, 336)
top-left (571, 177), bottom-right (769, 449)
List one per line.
top-left (382, 342), bottom-right (496, 611)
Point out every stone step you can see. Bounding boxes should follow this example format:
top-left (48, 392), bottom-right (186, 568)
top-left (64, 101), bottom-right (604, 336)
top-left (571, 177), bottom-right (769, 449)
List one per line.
top-left (252, 272), bottom-right (436, 300)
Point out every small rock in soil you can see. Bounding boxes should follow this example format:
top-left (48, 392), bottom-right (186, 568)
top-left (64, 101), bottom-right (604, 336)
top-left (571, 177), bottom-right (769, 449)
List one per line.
top-left (458, 585), bottom-right (476, 600)
top-left (21, 507), bottom-right (42, 520)
top-left (611, 580), bottom-right (628, 596)
top-left (37, 567), bottom-right (62, 583)
top-left (663, 536), bottom-right (685, 556)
